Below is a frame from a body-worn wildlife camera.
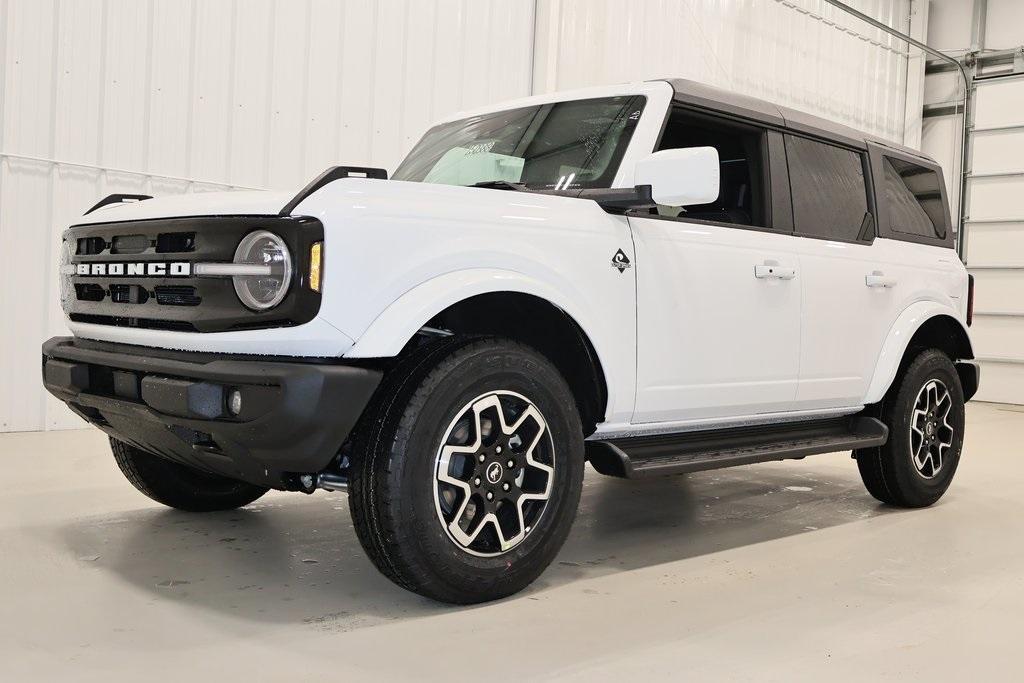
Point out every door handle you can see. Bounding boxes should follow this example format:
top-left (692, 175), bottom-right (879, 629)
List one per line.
top-left (754, 262), bottom-right (796, 280)
top-left (865, 271), bottom-right (897, 288)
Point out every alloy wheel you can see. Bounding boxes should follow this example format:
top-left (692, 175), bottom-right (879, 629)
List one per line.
top-left (433, 391), bottom-right (555, 557)
top-left (909, 378), bottom-right (954, 479)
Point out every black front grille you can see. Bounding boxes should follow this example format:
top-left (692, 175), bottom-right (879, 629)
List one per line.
top-left (64, 215), bottom-right (323, 333)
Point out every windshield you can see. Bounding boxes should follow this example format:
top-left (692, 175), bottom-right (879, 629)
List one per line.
top-left (392, 95), bottom-right (646, 191)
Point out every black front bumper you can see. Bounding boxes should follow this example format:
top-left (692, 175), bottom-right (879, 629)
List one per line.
top-left (42, 337), bottom-right (382, 489)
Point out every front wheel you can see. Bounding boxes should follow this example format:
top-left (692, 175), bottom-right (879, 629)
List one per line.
top-left (855, 349), bottom-right (966, 508)
top-left (348, 338), bottom-right (585, 604)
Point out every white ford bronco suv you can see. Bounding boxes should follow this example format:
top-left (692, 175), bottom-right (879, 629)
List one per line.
top-left (43, 79), bottom-right (979, 604)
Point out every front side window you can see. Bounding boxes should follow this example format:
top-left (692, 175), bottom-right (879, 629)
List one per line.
top-left (786, 135), bottom-right (871, 242)
top-left (655, 109), bottom-right (768, 227)
top-left (881, 157), bottom-right (947, 239)
top-left (392, 96), bottom-right (646, 190)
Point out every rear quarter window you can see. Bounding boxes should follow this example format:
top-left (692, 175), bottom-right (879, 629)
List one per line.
top-left (880, 157), bottom-right (948, 240)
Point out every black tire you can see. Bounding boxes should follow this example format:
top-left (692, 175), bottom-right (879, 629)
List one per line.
top-left (110, 438), bottom-right (269, 512)
top-left (855, 349), bottom-right (965, 508)
top-left (348, 337), bottom-right (585, 604)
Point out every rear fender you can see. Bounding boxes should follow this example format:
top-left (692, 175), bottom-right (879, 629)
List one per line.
top-left (863, 301), bottom-right (974, 404)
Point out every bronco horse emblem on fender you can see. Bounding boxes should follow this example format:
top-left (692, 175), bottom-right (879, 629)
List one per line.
top-left (611, 249), bottom-right (631, 273)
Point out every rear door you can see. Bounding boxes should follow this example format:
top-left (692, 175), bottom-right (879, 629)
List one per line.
top-left (784, 134), bottom-right (898, 409)
top-left (789, 137), bottom-right (958, 410)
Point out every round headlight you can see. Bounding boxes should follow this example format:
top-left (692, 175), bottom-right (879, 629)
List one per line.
top-left (232, 230), bottom-right (292, 310)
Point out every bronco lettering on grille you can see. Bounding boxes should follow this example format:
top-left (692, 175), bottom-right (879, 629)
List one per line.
top-left (75, 262), bottom-right (192, 277)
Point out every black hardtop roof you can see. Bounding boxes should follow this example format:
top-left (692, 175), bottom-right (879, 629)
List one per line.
top-left (662, 78), bottom-right (934, 164)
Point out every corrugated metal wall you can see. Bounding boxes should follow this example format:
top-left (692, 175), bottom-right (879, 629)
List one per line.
top-left (534, 0), bottom-right (913, 143)
top-left (2, 0), bottom-right (915, 432)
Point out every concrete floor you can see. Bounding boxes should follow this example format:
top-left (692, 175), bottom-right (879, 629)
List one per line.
top-left (1, 402), bottom-right (1022, 681)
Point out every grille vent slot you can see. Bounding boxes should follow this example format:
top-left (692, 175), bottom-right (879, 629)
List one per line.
top-left (76, 236), bottom-right (106, 255)
top-left (156, 232), bottom-right (196, 253)
top-left (110, 234), bottom-right (150, 254)
top-left (110, 284), bottom-right (150, 305)
top-left (155, 286), bottom-right (201, 307)
top-left (75, 283), bottom-right (106, 302)
top-left (69, 313), bottom-right (198, 332)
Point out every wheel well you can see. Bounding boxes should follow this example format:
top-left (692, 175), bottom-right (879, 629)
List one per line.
top-left (871, 314), bottom-right (976, 409)
top-left (422, 292), bottom-right (608, 435)
top-left (903, 315), bottom-right (973, 363)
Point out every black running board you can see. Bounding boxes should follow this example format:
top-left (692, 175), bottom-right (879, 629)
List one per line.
top-left (585, 416), bottom-right (888, 479)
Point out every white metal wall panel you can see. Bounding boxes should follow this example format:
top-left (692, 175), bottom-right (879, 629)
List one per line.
top-left (984, 1), bottom-right (1024, 52)
top-left (964, 77), bottom-right (1024, 404)
top-left (926, 0), bottom-right (1024, 56)
top-left (533, 0), bottom-right (913, 143)
top-left (0, 0), bottom-right (535, 432)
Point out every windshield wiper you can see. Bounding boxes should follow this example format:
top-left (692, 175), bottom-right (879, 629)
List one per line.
top-left (469, 180), bottom-right (529, 191)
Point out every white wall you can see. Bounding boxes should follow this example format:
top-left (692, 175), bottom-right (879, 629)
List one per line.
top-left (926, 0), bottom-right (1024, 53)
top-left (2, 0), bottom-right (917, 431)
top-left (535, 0), bottom-right (914, 143)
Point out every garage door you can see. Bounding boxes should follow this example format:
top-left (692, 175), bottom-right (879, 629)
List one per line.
top-left (964, 75), bottom-right (1024, 404)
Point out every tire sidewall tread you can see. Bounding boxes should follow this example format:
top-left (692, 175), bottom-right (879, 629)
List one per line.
top-left (110, 438), bottom-right (268, 512)
top-left (348, 337), bottom-right (584, 604)
top-left (857, 349), bottom-right (965, 508)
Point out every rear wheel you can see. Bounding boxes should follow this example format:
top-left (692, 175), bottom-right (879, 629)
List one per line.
top-left (855, 349), bottom-right (965, 507)
top-left (348, 337), bottom-right (585, 604)
top-left (110, 438), bottom-right (269, 512)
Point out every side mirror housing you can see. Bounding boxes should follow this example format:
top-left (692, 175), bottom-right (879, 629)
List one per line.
top-left (634, 147), bottom-right (720, 207)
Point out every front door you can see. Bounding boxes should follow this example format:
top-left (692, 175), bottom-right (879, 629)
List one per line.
top-left (628, 110), bottom-right (802, 424)
top-left (629, 216), bottom-right (802, 423)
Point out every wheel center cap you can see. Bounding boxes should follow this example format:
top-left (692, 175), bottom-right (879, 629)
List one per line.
top-left (925, 422), bottom-right (934, 436)
top-left (485, 461), bottom-right (503, 485)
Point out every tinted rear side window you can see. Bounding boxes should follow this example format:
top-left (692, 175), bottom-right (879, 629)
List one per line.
top-left (880, 156), bottom-right (947, 239)
top-left (785, 135), bottom-right (871, 242)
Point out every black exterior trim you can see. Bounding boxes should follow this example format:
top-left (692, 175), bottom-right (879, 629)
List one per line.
top-left (586, 416), bottom-right (888, 479)
top-left (766, 130), bottom-right (794, 233)
top-left (42, 336), bottom-right (382, 489)
top-left (280, 165), bottom-right (388, 216)
top-left (956, 361), bottom-right (980, 402)
top-left (575, 185), bottom-right (655, 213)
top-left (85, 194), bottom-right (153, 215)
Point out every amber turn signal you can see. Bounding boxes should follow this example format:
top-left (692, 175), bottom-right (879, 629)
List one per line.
top-left (309, 241), bottom-right (323, 292)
